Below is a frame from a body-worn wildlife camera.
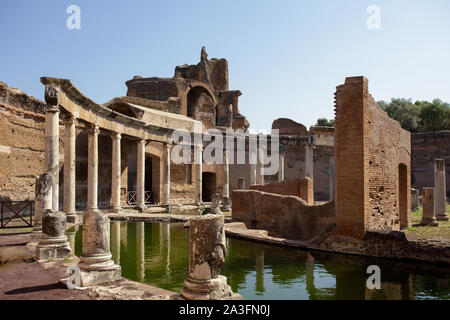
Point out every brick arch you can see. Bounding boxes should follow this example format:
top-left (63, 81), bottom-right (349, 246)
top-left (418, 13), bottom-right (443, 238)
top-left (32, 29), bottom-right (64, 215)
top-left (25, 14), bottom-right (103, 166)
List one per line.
top-left (182, 82), bottom-right (217, 117)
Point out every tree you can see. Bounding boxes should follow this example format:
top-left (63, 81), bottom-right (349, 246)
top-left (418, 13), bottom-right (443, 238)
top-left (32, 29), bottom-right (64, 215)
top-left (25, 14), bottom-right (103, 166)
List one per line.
top-left (378, 98), bottom-right (420, 132)
top-left (416, 99), bottom-right (450, 132)
top-left (316, 118), bottom-right (335, 127)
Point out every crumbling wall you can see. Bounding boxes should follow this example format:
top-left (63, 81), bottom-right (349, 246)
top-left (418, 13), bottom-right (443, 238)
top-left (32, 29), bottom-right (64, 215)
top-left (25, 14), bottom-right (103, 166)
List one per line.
top-left (0, 82), bottom-right (53, 201)
top-left (411, 131), bottom-right (450, 197)
top-left (334, 77), bottom-right (411, 239)
top-left (249, 177), bottom-right (313, 204)
top-left (231, 190), bottom-right (335, 241)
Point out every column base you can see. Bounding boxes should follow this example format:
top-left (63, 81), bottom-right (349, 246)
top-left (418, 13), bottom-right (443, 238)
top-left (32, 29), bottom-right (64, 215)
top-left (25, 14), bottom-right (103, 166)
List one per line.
top-left (181, 275), bottom-right (242, 300)
top-left (135, 204), bottom-right (147, 213)
top-left (110, 207), bottom-right (122, 214)
top-left (78, 265), bottom-right (122, 287)
top-left (436, 212), bottom-right (449, 221)
top-left (420, 217), bottom-right (439, 226)
top-left (36, 236), bottom-right (72, 260)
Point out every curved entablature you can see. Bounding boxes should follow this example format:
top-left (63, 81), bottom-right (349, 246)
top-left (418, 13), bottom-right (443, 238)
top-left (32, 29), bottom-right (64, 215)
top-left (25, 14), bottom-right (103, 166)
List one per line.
top-left (40, 77), bottom-right (203, 144)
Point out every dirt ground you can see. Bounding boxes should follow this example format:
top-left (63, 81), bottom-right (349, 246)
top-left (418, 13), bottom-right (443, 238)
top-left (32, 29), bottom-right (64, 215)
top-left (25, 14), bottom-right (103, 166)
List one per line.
top-left (405, 205), bottom-right (450, 242)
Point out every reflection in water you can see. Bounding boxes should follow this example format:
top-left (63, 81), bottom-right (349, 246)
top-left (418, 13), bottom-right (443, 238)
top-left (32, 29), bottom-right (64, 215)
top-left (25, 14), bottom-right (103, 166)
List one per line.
top-left (71, 222), bottom-right (450, 300)
top-left (111, 221), bottom-right (120, 264)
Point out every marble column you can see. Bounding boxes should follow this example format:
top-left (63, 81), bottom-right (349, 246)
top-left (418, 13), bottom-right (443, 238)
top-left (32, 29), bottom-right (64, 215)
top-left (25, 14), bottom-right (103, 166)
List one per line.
top-left (305, 144), bottom-right (314, 181)
top-left (78, 125), bottom-right (121, 286)
top-left (278, 153), bottom-right (285, 182)
top-left (110, 133), bottom-right (122, 213)
top-left (434, 159), bottom-right (448, 221)
top-left (222, 149), bottom-right (231, 211)
top-left (163, 142), bottom-right (171, 208)
top-left (195, 145), bottom-right (204, 206)
top-left (329, 156), bottom-right (335, 201)
top-left (181, 214), bottom-right (241, 300)
top-left (63, 115), bottom-right (77, 223)
top-left (250, 163), bottom-right (257, 186)
top-left (44, 105), bottom-right (60, 211)
top-left (30, 173), bottom-right (53, 243)
top-left (135, 139), bottom-right (147, 212)
top-left (411, 188), bottom-right (419, 211)
top-left (420, 187), bottom-right (439, 226)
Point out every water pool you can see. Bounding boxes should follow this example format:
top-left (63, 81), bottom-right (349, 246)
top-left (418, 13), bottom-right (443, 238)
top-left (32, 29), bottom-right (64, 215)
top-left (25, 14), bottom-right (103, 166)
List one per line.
top-left (69, 221), bottom-right (450, 300)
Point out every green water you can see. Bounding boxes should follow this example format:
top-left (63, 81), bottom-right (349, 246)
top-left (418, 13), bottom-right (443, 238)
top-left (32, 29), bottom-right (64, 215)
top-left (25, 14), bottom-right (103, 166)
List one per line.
top-left (70, 222), bottom-right (450, 300)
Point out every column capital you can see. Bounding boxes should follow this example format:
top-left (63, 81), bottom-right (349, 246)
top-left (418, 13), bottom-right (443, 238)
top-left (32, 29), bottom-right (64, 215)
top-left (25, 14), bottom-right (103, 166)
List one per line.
top-left (165, 141), bottom-right (173, 148)
top-left (62, 114), bottom-right (75, 126)
top-left (45, 105), bottom-right (60, 113)
top-left (87, 124), bottom-right (99, 136)
top-left (45, 85), bottom-right (60, 106)
top-left (138, 138), bottom-right (146, 145)
top-left (111, 132), bottom-right (122, 140)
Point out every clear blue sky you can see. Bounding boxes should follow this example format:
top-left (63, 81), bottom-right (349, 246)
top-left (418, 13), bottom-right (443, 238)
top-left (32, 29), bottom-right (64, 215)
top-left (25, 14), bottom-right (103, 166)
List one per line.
top-left (1, 0), bottom-right (449, 130)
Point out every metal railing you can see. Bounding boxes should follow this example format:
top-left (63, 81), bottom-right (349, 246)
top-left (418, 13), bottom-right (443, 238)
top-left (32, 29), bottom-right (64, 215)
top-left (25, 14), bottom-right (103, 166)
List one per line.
top-left (126, 191), bottom-right (154, 206)
top-left (0, 201), bottom-right (34, 229)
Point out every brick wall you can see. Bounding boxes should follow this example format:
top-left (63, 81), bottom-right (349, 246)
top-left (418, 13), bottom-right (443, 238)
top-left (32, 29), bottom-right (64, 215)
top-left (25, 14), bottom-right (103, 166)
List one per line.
top-left (411, 131), bottom-right (450, 197)
top-left (232, 190), bottom-right (335, 241)
top-left (249, 177), bottom-right (313, 204)
top-left (334, 77), bottom-right (411, 239)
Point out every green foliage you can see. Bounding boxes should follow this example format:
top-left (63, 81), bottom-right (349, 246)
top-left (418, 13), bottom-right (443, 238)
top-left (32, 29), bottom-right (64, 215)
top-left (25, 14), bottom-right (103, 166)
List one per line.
top-left (377, 98), bottom-right (450, 132)
top-left (316, 118), bottom-right (335, 127)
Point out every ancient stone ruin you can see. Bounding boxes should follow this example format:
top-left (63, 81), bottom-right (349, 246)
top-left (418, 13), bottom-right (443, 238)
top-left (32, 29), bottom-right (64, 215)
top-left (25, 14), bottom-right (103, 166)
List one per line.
top-left (181, 214), bottom-right (241, 300)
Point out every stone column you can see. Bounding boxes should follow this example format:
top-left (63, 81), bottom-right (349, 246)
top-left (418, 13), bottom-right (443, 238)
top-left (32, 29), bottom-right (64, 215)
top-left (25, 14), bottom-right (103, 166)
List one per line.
top-left (78, 125), bottom-right (121, 287)
top-left (135, 139), bottom-right (147, 212)
top-left (36, 209), bottom-right (72, 260)
top-left (63, 115), bottom-right (77, 223)
top-left (278, 153), bottom-right (285, 182)
top-left (44, 86), bottom-right (60, 211)
top-left (181, 214), bottom-right (241, 300)
top-left (110, 133), bottom-right (122, 213)
top-left (250, 163), bottom-right (257, 186)
top-left (30, 173), bottom-right (53, 243)
top-left (195, 145), bottom-right (204, 206)
top-left (221, 150), bottom-right (231, 211)
top-left (420, 187), bottom-right (439, 226)
top-left (434, 159), bottom-right (448, 221)
top-left (411, 188), bottom-right (419, 211)
top-left (163, 142), bottom-right (171, 208)
top-left (329, 156), bottom-right (335, 201)
top-left (305, 144), bottom-right (314, 181)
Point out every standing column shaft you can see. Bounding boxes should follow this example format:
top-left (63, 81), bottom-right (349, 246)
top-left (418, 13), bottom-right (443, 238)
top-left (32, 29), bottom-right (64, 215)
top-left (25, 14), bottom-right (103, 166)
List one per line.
top-left (434, 159), bottom-right (448, 221)
top-left (135, 139), bottom-right (146, 212)
top-left (421, 187), bottom-right (438, 226)
top-left (87, 125), bottom-right (99, 210)
top-left (163, 142), bottom-right (171, 206)
top-left (111, 133), bottom-right (122, 212)
top-left (45, 106), bottom-right (60, 211)
top-left (305, 145), bottom-right (314, 180)
top-left (195, 145), bottom-right (203, 206)
top-left (63, 115), bottom-right (76, 222)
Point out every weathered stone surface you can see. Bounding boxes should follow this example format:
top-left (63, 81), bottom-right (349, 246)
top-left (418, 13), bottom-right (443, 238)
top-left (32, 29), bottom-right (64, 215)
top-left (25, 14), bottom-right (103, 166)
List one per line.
top-left (232, 190), bottom-right (335, 241)
top-left (421, 187), bottom-right (439, 226)
top-left (30, 173), bottom-right (52, 243)
top-left (434, 159), bottom-right (448, 221)
top-left (411, 188), bottom-right (419, 211)
top-left (36, 209), bottom-right (72, 260)
top-left (210, 193), bottom-right (222, 215)
top-left (182, 214), bottom-right (241, 300)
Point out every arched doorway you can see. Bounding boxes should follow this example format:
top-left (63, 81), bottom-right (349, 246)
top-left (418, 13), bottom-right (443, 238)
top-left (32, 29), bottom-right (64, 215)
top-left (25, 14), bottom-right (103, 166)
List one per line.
top-left (202, 172), bottom-right (216, 202)
top-left (186, 86), bottom-right (215, 118)
top-left (399, 163), bottom-right (408, 229)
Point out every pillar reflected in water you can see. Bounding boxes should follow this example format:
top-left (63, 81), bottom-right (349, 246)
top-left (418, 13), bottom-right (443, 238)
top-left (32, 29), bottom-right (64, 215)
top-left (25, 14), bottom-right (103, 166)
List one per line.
top-left (67, 225), bottom-right (79, 252)
top-left (120, 221), bottom-right (127, 249)
top-left (160, 223), bottom-right (171, 275)
top-left (136, 221), bottom-right (145, 282)
top-left (305, 253), bottom-right (317, 300)
top-left (111, 221), bottom-right (121, 265)
top-left (255, 250), bottom-right (265, 294)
